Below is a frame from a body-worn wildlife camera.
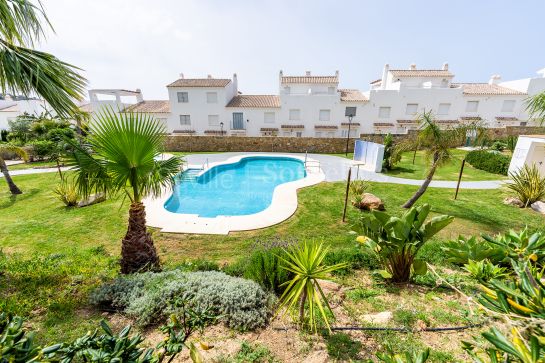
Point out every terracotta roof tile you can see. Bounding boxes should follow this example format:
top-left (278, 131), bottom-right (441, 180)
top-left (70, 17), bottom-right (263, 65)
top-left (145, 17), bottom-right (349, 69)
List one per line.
top-left (460, 116), bottom-right (482, 121)
top-left (167, 78), bottom-right (231, 88)
top-left (226, 95), bottom-right (280, 108)
top-left (370, 79), bottom-right (382, 84)
top-left (373, 122), bottom-right (395, 127)
top-left (341, 122), bottom-right (360, 126)
top-left (436, 120), bottom-right (459, 124)
top-left (397, 119), bottom-right (418, 124)
top-left (338, 89), bottom-right (368, 102)
top-left (172, 129), bottom-right (196, 134)
top-left (314, 125), bottom-right (338, 129)
top-left (122, 100), bottom-right (170, 113)
top-left (280, 75), bottom-right (338, 84)
top-left (260, 127), bottom-right (279, 132)
top-left (496, 116), bottom-right (519, 121)
top-left (390, 69), bottom-right (454, 78)
top-left (204, 130), bottom-right (226, 135)
top-left (452, 83), bottom-right (526, 95)
top-left (281, 125), bottom-right (305, 129)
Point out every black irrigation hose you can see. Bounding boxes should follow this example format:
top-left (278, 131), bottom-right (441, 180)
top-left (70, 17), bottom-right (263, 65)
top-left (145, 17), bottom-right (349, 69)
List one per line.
top-left (273, 323), bottom-right (484, 333)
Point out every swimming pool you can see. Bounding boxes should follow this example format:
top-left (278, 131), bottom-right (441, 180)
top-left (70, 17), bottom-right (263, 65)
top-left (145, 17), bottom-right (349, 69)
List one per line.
top-left (164, 156), bottom-right (307, 217)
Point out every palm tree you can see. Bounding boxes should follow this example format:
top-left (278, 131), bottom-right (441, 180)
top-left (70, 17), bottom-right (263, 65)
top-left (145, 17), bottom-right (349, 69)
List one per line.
top-left (0, 144), bottom-right (27, 194)
top-left (402, 111), bottom-right (467, 208)
top-left (526, 91), bottom-right (545, 123)
top-left (0, 0), bottom-right (86, 117)
top-left (69, 108), bottom-right (182, 273)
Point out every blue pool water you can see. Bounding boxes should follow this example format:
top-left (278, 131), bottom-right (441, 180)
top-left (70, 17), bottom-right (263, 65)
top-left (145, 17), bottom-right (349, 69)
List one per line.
top-left (164, 156), bottom-right (306, 217)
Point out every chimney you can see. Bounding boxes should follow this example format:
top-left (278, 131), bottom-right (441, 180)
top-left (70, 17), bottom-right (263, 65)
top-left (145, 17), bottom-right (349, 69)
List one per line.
top-left (135, 88), bottom-right (143, 103)
top-left (335, 70), bottom-right (339, 77)
top-left (442, 62), bottom-right (449, 71)
top-left (233, 73), bottom-right (238, 93)
top-left (381, 64), bottom-right (389, 90)
top-left (410, 63), bottom-right (416, 70)
top-left (279, 70), bottom-right (283, 79)
top-left (179, 73), bottom-right (184, 79)
top-left (207, 74), bottom-right (212, 79)
top-left (489, 74), bottom-right (501, 85)
top-left (306, 70), bottom-right (311, 76)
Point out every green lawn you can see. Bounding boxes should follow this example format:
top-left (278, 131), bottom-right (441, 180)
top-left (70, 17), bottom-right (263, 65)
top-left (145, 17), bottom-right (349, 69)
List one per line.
top-left (383, 149), bottom-right (508, 181)
top-left (1, 171), bottom-right (542, 348)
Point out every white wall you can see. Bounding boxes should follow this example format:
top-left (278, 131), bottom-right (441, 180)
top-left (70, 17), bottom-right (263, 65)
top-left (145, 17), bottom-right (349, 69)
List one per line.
top-left (509, 136), bottom-right (545, 175)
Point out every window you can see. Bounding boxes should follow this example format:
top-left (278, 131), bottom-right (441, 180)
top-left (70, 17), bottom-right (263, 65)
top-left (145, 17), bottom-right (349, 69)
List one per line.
top-left (405, 103), bottom-right (418, 115)
top-left (315, 131), bottom-right (323, 138)
top-left (341, 129), bottom-right (357, 138)
top-left (264, 112), bottom-right (275, 124)
top-left (438, 103), bottom-right (451, 115)
top-left (282, 131), bottom-right (291, 137)
top-left (502, 100), bottom-right (516, 112)
top-left (177, 92), bottom-right (188, 103)
top-left (328, 87), bottom-right (335, 94)
top-left (345, 106), bottom-right (357, 117)
top-left (284, 86), bottom-right (291, 94)
top-left (327, 131), bottom-right (335, 137)
top-left (441, 79), bottom-right (449, 88)
top-left (206, 92), bottom-right (218, 103)
top-left (296, 131), bottom-right (302, 137)
top-left (466, 101), bottom-right (479, 112)
top-left (378, 106), bottom-right (391, 119)
top-left (208, 115), bottom-right (219, 126)
top-left (289, 109), bottom-right (300, 120)
top-left (319, 109), bottom-right (331, 121)
top-left (179, 115), bottom-right (191, 125)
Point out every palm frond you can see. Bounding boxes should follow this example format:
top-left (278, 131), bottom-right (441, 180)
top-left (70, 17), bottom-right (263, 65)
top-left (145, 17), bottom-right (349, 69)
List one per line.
top-left (526, 92), bottom-right (545, 123)
top-left (0, 0), bottom-right (50, 46)
top-left (0, 40), bottom-right (86, 117)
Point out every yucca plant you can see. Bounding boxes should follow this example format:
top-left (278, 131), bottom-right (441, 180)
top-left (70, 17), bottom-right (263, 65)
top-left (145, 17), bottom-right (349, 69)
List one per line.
top-left (507, 164), bottom-right (545, 207)
top-left (54, 179), bottom-right (79, 206)
top-left (354, 204), bottom-right (453, 282)
top-left (276, 241), bottom-right (348, 332)
top-left (350, 179), bottom-right (369, 209)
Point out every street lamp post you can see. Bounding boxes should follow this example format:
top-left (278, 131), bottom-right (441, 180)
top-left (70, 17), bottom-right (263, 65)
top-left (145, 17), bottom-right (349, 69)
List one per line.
top-left (220, 122), bottom-right (224, 136)
top-left (345, 114), bottom-right (353, 156)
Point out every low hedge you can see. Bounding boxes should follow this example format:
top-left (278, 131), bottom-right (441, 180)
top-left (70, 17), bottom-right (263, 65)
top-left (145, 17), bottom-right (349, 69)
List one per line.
top-left (465, 150), bottom-right (510, 175)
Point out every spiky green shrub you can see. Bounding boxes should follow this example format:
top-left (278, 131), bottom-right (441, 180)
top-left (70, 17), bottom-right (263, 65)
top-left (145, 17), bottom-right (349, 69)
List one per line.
top-left (441, 236), bottom-right (507, 265)
top-left (465, 149), bottom-right (510, 175)
top-left (90, 270), bottom-right (274, 331)
top-left (483, 228), bottom-right (545, 266)
top-left (54, 179), bottom-right (80, 206)
top-left (463, 259), bottom-right (508, 282)
top-left (507, 164), bottom-right (545, 207)
top-left (354, 204), bottom-right (453, 282)
top-left (276, 241), bottom-right (348, 332)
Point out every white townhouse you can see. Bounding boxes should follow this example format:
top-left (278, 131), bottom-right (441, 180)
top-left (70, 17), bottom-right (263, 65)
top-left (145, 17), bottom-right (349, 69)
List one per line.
top-left (0, 96), bottom-right (49, 130)
top-left (80, 63), bottom-right (545, 138)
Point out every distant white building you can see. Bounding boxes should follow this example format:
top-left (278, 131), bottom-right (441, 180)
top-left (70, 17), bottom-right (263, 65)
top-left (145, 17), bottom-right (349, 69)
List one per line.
top-left (0, 96), bottom-right (48, 130)
top-left (80, 64), bottom-right (545, 137)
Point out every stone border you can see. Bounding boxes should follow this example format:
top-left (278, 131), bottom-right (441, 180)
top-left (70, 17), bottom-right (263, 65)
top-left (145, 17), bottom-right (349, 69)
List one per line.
top-left (143, 154), bottom-right (325, 234)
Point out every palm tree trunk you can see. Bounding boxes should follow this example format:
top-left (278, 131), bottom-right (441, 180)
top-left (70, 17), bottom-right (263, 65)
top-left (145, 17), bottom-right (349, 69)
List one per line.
top-left (403, 156), bottom-right (439, 209)
top-left (299, 288), bottom-right (308, 324)
top-left (120, 202), bottom-right (160, 274)
top-left (0, 157), bottom-right (22, 195)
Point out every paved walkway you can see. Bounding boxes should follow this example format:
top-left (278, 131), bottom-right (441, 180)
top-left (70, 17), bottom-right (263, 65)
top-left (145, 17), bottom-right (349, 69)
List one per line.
top-left (184, 152), bottom-right (505, 189)
top-left (3, 152), bottom-right (505, 189)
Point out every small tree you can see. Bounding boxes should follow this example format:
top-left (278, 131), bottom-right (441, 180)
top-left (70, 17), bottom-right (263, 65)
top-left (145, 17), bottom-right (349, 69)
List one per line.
top-left (69, 108), bottom-right (182, 273)
top-left (382, 133), bottom-right (400, 171)
top-left (401, 111), bottom-right (468, 208)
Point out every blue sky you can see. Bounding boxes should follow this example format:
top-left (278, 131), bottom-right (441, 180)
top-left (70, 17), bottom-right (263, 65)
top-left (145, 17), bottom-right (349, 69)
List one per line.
top-left (40, 0), bottom-right (544, 99)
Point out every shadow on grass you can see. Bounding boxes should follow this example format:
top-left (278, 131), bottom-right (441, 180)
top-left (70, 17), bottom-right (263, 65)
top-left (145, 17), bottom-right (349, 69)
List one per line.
top-left (0, 188), bottom-right (40, 209)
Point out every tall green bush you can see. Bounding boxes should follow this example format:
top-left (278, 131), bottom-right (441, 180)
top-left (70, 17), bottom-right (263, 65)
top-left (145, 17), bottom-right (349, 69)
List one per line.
top-left (507, 164), bottom-right (545, 207)
top-left (465, 149), bottom-right (510, 175)
top-left (244, 247), bottom-right (291, 295)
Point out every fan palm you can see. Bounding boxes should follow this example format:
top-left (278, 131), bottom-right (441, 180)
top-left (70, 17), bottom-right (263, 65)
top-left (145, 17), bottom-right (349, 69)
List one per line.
top-left (401, 111), bottom-right (468, 208)
top-left (0, 143), bottom-right (27, 194)
top-left (69, 108), bottom-right (182, 273)
top-left (0, 0), bottom-right (86, 117)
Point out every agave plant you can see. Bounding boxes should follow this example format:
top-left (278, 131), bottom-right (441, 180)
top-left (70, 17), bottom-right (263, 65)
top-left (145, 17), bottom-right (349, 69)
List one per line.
top-left (354, 204), bottom-right (453, 282)
top-left (507, 164), bottom-right (545, 207)
top-left (276, 241), bottom-right (348, 332)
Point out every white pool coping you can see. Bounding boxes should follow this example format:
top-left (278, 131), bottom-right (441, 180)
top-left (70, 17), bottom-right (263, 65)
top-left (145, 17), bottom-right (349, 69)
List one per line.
top-left (143, 153), bottom-right (325, 234)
